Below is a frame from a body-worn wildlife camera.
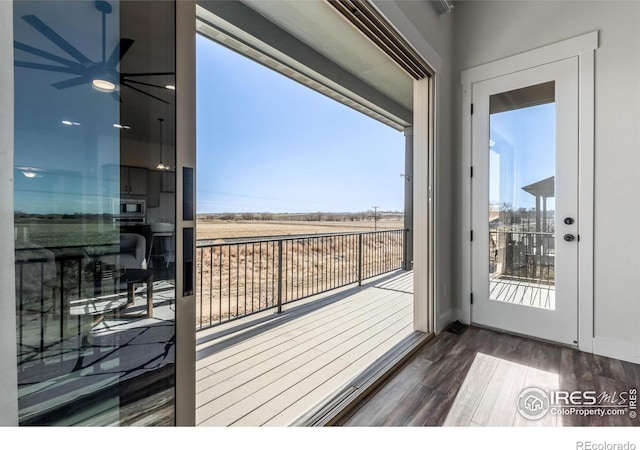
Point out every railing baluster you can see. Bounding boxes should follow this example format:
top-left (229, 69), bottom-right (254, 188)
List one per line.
top-left (277, 240), bottom-right (283, 314)
top-left (199, 246), bottom-right (203, 328)
top-left (329, 236), bottom-right (333, 290)
top-left (236, 243), bottom-right (240, 318)
top-left (341, 235), bottom-right (345, 286)
top-left (377, 231), bottom-right (380, 276)
top-left (258, 242), bottom-right (262, 310)
top-left (358, 233), bottom-right (363, 286)
top-left (19, 263), bottom-right (24, 362)
top-left (264, 242), bottom-right (268, 307)
top-left (284, 240), bottom-right (289, 303)
top-left (298, 240), bottom-right (300, 299)
top-left (244, 243), bottom-right (247, 316)
top-left (59, 260), bottom-right (64, 348)
top-left (218, 246), bottom-right (222, 324)
top-left (227, 245), bottom-right (231, 319)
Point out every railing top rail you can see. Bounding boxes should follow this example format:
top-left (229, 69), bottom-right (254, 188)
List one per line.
top-left (196, 228), bottom-right (408, 248)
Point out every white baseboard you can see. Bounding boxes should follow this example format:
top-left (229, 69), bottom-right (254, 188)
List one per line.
top-left (592, 337), bottom-right (640, 365)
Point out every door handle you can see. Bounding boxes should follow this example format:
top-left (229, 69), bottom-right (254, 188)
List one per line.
top-left (563, 234), bottom-right (575, 242)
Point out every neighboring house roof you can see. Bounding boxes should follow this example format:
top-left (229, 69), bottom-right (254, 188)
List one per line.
top-left (522, 176), bottom-right (555, 198)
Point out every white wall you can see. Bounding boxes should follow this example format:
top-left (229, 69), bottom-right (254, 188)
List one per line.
top-left (452, 1), bottom-right (640, 361)
top-left (0, 0), bottom-right (20, 426)
top-left (376, 1), bottom-right (456, 333)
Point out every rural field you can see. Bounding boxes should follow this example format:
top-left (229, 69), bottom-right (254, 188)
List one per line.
top-left (196, 217), bottom-right (404, 241)
top-left (194, 215), bottom-right (407, 328)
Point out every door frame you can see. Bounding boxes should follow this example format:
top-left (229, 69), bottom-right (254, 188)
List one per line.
top-left (0, 0), bottom-right (19, 425)
top-left (470, 58), bottom-right (579, 346)
top-left (460, 31), bottom-right (597, 352)
top-left (176, 0), bottom-right (197, 426)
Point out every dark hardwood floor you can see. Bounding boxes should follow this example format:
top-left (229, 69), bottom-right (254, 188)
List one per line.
top-left (338, 327), bottom-right (640, 427)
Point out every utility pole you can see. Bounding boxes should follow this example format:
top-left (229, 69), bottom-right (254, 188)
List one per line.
top-left (372, 206), bottom-right (379, 231)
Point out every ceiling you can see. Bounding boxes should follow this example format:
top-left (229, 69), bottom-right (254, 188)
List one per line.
top-left (196, 0), bottom-right (414, 129)
top-left (242, 0), bottom-right (414, 113)
top-left (13, 1), bottom-right (176, 170)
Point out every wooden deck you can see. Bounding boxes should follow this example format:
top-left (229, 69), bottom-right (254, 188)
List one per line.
top-left (195, 270), bottom-right (413, 426)
top-left (490, 276), bottom-right (555, 310)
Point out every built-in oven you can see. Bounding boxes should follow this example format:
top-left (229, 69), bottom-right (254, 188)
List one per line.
top-left (113, 199), bottom-right (146, 225)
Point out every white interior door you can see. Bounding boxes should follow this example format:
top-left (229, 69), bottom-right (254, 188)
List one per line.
top-left (471, 57), bottom-right (579, 346)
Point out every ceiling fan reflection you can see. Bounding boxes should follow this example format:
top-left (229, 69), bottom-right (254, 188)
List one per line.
top-left (14, 0), bottom-right (175, 104)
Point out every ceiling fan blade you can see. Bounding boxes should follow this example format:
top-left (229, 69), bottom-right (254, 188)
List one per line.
top-left (15, 60), bottom-right (84, 75)
top-left (123, 78), bottom-right (170, 90)
top-left (22, 15), bottom-right (92, 65)
top-left (14, 41), bottom-right (86, 71)
top-left (51, 76), bottom-right (90, 90)
top-left (106, 38), bottom-right (134, 67)
top-left (120, 72), bottom-right (175, 77)
top-left (122, 83), bottom-right (169, 104)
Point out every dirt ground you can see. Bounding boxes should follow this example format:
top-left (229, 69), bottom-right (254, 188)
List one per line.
top-left (196, 218), bottom-right (404, 241)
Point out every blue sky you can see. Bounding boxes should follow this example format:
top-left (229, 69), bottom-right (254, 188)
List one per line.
top-left (196, 34), bottom-right (405, 214)
top-left (489, 103), bottom-right (556, 210)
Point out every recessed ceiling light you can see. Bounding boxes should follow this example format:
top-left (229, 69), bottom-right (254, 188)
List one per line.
top-left (17, 166), bottom-right (41, 178)
top-left (113, 123), bottom-right (131, 130)
top-left (165, 85), bottom-right (176, 91)
top-left (92, 79), bottom-right (116, 93)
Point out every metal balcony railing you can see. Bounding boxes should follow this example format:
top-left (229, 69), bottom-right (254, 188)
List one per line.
top-left (196, 229), bottom-right (407, 330)
top-left (489, 230), bottom-right (555, 285)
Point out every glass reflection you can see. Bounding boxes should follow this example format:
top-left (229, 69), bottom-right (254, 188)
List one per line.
top-left (488, 82), bottom-right (557, 311)
top-left (14, 0), bottom-right (176, 425)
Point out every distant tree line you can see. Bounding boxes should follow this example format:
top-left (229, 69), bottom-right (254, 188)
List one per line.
top-left (207, 211), bottom-right (403, 222)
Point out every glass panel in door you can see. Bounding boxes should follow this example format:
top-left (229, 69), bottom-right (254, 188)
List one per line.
top-left (488, 81), bottom-right (556, 310)
top-left (13, 0), bottom-right (176, 425)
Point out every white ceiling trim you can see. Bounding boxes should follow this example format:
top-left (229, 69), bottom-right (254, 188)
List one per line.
top-left (460, 31), bottom-right (598, 85)
top-left (196, 5), bottom-right (411, 131)
top-left (371, 0), bottom-right (443, 74)
top-left (327, 0), bottom-right (432, 80)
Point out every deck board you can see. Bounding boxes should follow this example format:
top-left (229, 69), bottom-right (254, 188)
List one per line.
top-left (196, 289), bottom-right (409, 397)
top-left (490, 277), bottom-right (555, 310)
top-left (196, 281), bottom-right (402, 370)
top-left (196, 270), bottom-right (413, 426)
top-left (262, 327), bottom-right (413, 426)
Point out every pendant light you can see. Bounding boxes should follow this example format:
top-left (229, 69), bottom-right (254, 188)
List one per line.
top-left (156, 118), bottom-right (169, 170)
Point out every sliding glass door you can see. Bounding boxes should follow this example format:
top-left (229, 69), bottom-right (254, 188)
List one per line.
top-left (13, 0), bottom-right (177, 425)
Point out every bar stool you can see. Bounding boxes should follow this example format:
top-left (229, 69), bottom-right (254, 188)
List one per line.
top-left (147, 231), bottom-right (174, 268)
